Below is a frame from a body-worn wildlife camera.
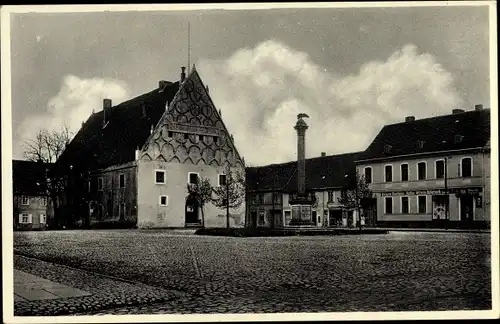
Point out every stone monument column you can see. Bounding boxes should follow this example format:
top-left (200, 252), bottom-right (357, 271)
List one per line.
top-left (289, 113), bottom-right (315, 226)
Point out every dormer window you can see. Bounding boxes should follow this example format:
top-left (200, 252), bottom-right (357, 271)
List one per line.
top-left (417, 140), bottom-right (425, 148)
top-left (384, 145), bottom-right (392, 154)
top-left (454, 135), bottom-right (464, 144)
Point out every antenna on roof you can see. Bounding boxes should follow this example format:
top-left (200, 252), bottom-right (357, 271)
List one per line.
top-left (187, 21), bottom-right (191, 75)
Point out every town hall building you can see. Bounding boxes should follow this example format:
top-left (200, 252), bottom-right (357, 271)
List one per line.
top-left (55, 66), bottom-right (246, 229)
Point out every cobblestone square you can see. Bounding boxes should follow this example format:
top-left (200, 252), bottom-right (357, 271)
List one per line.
top-left (13, 230), bottom-right (491, 315)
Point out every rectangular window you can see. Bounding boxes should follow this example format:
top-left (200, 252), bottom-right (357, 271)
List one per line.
top-left (384, 145), bottom-right (392, 154)
top-left (41, 196), bottom-right (47, 206)
top-left (218, 174), bottom-right (227, 186)
top-left (199, 135), bottom-right (204, 141)
top-left (188, 172), bottom-right (199, 184)
top-left (213, 136), bottom-right (218, 144)
top-left (21, 196), bottom-right (29, 205)
top-left (272, 192), bottom-right (281, 204)
top-left (40, 213), bottom-right (46, 224)
top-left (364, 167), bottom-right (372, 184)
top-left (418, 196), bottom-right (427, 213)
top-left (155, 170), bottom-right (166, 184)
top-left (19, 213), bottom-right (31, 224)
top-left (461, 158), bottom-right (472, 177)
top-left (184, 133), bottom-right (189, 140)
top-left (417, 162), bottom-right (426, 180)
top-left (159, 195), bottom-right (168, 206)
top-left (400, 164), bottom-right (409, 182)
top-left (436, 160), bottom-right (445, 179)
top-left (328, 191), bottom-right (334, 203)
top-left (97, 177), bottom-right (103, 191)
top-left (119, 174), bottom-right (125, 188)
top-left (385, 197), bottom-right (393, 214)
top-left (168, 131), bottom-right (173, 137)
top-left (258, 210), bottom-right (265, 225)
top-left (385, 165), bottom-right (393, 182)
top-left (401, 197), bottom-right (409, 214)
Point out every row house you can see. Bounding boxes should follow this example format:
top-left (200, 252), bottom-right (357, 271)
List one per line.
top-left (355, 106), bottom-right (491, 229)
top-left (245, 152), bottom-right (361, 228)
top-left (54, 66), bottom-right (245, 229)
top-left (13, 160), bottom-right (53, 230)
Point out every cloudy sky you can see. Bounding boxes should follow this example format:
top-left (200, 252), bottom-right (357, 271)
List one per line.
top-left (7, 3), bottom-right (491, 166)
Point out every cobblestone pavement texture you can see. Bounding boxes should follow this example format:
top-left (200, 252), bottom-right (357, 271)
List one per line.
top-left (13, 230), bottom-right (491, 315)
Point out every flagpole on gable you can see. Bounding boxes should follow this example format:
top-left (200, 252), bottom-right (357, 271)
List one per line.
top-left (188, 21), bottom-right (191, 75)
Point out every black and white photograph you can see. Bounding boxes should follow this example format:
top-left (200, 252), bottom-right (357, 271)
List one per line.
top-left (1, 2), bottom-right (498, 322)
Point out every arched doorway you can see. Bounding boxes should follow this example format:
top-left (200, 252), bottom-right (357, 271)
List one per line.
top-left (185, 194), bottom-right (201, 226)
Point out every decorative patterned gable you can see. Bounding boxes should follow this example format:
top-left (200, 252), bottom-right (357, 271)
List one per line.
top-left (140, 67), bottom-right (244, 170)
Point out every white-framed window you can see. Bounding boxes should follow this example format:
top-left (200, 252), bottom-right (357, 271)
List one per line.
top-left (460, 157), bottom-right (473, 178)
top-left (327, 191), bottom-right (334, 203)
top-left (155, 170), bottom-right (166, 184)
top-left (384, 197), bottom-right (393, 214)
top-left (188, 172), bottom-right (199, 185)
top-left (435, 159), bottom-right (445, 179)
top-left (418, 195), bottom-right (427, 214)
top-left (401, 196), bottom-right (410, 214)
top-left (19, 213), bottom-right (31, 224)
top-left (40, 196), bottom-right (47, 206)
top-left (21, 196), bottom-right (29, 205)
top-left (417, 161), bottom-right (427, 180)
top-left (384, 164), bottom-right (393, 183)
top-left (218, 174), bottom-right (227, 186)
top-left (159, 195), bottom-right (168, 206)
top-left (363, 167), bottom-right (372, 184)
top-left (40, 213), bottom-right (46, 224)
top-left (97, 177), bottom-right (104, 191)
top-left (400, 163), bottom-right (409, 182)
top-left (119, 173), bottom-right (125, 188)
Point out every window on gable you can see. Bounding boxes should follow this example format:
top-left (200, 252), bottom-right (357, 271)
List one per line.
top-left (21, 196), bottom-right (29, 205)
top-left (159, 195), bottom-right (168, 206)
top-left (384, 145), bottom-right (392, 154)
top-left (188, 172), bottom-right (199, 185)
top-left (436, 160), bottom-right (445, 179)
top-left (384, 165), bottom-right (393, 182)
top-left (364, 167), bottom-right (372, 184)
top-left (155, 170), bottom-right (166, 184)
top-left (213, 136), bottom-right (218, 144)
top-left (218, 174), bottom-right (227, 186)
top-left (417, 162), bottom-right (427, 180)
top-left (461, 158), bottom-right (472, 177)
top-left (199, 135), bottom-right (204, 142)
top-left (184, 133), bottom-right (189, 140)
top-left (168, 131), bottom-right (173, 137)
top-left (400, 164), bottom-right (409, 182)
top-left (119, 174), bottom-right (125, 188)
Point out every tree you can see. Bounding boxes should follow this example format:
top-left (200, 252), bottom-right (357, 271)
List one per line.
top-left (22, 125), bottom-right (73, 229)
top-left (337, 170), bottom-right (373, 231)
top-left (186, 177), bottom-right (214, 227)
top-left (211, 167), bottom-right (246, 228)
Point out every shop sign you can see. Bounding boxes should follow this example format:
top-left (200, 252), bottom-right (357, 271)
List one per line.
top-left (378, 187), bottom-right (482, 197)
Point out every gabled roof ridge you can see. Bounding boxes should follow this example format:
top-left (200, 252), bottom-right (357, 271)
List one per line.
top-left (386, 108), bottom-right (490, 127)
top-left (247, 151), bottom-right (363, 169)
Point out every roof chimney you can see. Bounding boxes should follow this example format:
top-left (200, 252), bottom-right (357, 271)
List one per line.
top-left (181, 67), bottom-right (186, 83)
top-left (405, 116), bottom-right (415, 122)
top-left (103, 99), bottom-right (112, 124)
top-left (475, 104), bottom-right (483, 110)
top-left (452, 109), bottom-right (465, 114)
top-left (321, 152), bottom-right (326, 157)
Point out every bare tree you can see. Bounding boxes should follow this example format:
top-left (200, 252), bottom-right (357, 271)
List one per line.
top-left (22, 125), bottom-right (73, 228)
top-left (211, 166), bottom-right (246, 228)
top-left (186, 177), bottom-right (214, 228)
top-left (23, 125), bottom-right (72, 163)
top-left (337, 171), bottom-right (373, 230)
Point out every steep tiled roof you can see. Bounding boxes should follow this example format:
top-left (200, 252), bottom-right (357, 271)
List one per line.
top-left (246, 152), bottom-right (362, 193)
top-left (55, 82), bottom-right (180, 172)
top-left (357, 109), bottom-right (490, 162)
top-left (13, 160), bottom-right (53, 195)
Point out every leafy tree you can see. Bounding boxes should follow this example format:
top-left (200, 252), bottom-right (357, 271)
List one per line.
top-left (186, 177), bottom-right (214, 227)
top-left (337, 170), bottom-right (373, 230)
top-left (211, 166), bottom-right (246, 228)
top-left (22, 125), bottom-right (73, 229)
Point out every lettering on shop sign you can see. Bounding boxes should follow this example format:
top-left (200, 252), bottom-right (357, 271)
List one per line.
top-left (378, 187), bottom-right (482, 197)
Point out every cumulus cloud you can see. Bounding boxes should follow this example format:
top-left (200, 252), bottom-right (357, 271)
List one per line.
top-left (16, 75), bottom-right (130, 157)
top-left (198, 40), bottom-right (464, 166)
